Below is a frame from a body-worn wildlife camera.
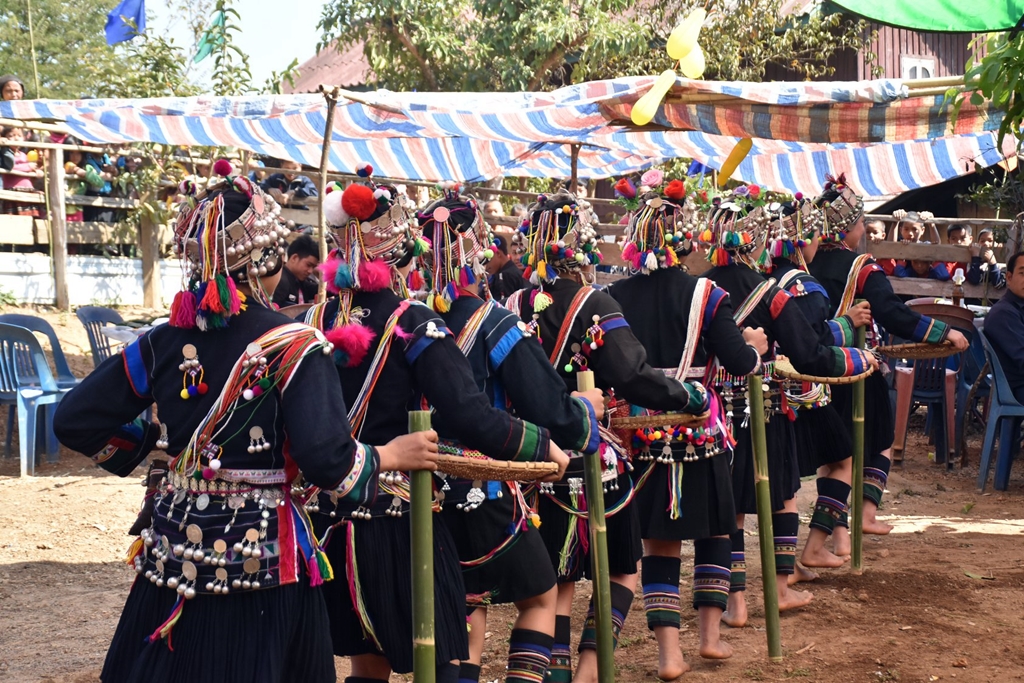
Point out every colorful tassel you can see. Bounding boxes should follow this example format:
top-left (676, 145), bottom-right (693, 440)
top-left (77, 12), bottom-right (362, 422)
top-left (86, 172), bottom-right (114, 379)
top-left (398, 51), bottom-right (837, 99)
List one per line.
top-left (345, 522), bottom-right (383, 649)
top-left (146, 595), bottom-right (185, 649)
top-left (169, 290), bottom-right (197, 329)
top-left (124, 536), bottom-right (144, 565)
top-left (357, 258), bottom-right (391, 292)
top-left (326, 323), bottom-right (377, 368)
top-left (533, 291), bottom-right (553, 312)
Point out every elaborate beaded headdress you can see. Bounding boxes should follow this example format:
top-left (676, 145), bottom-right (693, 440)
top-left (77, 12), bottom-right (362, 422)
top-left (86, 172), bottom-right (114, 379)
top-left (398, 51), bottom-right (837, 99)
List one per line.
top-left (814, 173), bottom-right (864, 245)
top-left (513, 190), bottom-right (600, 285)
top-left (320, 162), bottom-right (428, 297)
top-left (698, 184), bottom-right (770, 268)
top-left (619, 169), bottom-right (699, 274)
top-left (415, 181), bottom-right (494, 312)
top-left (765, 194), bottom-right (822, 261)
top-left (170, 158), bottom-right (291, 329)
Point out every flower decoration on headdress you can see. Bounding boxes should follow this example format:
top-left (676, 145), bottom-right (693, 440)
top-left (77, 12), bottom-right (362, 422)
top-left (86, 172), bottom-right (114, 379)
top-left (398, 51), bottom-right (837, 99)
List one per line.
top-left (415, 182), bottom-right (493, 313)
top-left (169, 158), bottom-right (292, 330)
top-left (513, 190), bottom-right (599, 302)
top-left (620, 174), bottom-right (700, 274)
top-left (699, 184), bottom-right (771, 268)
top-left (814, 173), bottom-right (865, 245)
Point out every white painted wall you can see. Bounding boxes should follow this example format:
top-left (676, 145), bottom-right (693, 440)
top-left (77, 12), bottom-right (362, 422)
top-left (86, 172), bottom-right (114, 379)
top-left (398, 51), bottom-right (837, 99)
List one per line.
top-left (0, 253), bottom-right (182, 307)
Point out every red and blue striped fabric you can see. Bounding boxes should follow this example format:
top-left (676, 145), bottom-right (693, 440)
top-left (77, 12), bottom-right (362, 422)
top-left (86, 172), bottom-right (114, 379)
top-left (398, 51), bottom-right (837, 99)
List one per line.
top-left (0, 76), bottom-right (1009, 200)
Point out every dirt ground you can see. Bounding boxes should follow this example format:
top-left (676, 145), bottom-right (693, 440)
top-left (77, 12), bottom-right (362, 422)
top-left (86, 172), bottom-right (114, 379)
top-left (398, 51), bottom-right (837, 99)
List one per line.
top-left (1, 305), bottom-right (1023, 683)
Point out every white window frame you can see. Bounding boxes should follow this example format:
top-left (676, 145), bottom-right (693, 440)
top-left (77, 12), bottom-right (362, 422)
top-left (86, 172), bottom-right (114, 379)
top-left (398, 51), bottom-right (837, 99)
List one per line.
top-left (901, 56), bottom-right (937, 80)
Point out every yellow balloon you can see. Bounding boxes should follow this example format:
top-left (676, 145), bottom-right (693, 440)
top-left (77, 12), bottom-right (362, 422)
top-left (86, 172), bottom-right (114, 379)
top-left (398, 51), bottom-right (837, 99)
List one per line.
top-left (666, 8), bottom-right (707, 60)
top-left (26, 150), bottom-right (39, 163)
top-left (630, 69), bottom-right (677, 127)
top-left (717, 138), bottom-right (753, 187)
top-left (679, 44), bottom-right (706, 79)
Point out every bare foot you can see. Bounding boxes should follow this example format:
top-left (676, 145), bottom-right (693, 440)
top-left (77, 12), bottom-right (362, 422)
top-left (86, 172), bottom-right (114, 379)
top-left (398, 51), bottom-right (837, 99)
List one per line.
top-left (787, 564), bottom-right (821, 586)
top-left (699, 638), bottom-right (733, 660)
top-left (657, 651), bottom-right (691, 680)
top-left (832, 527), bottom-right (851, 556)
top-left (721, 594), bottom-right (747, 628)
top-left (863, 517), bottom-right (894, 535)
top-left (800, 544), bottom-right (849, 569)
top-left (778, 587), bottom-right (814, 612)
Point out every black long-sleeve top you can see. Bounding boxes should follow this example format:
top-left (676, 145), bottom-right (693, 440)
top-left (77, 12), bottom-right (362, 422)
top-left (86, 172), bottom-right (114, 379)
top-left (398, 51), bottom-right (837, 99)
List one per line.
top-left (441, 295), bottom-right (599, 454)
top-left (701, 263), bottom-right (870, 376)
top-left (507, 278), bottom-right (707, 411)
top-left (606, 267), bottom-right (760, 377)
top-left (303, 290), bottom-right (551, 485)
top-left (809, 248), bottom-right (949, 345)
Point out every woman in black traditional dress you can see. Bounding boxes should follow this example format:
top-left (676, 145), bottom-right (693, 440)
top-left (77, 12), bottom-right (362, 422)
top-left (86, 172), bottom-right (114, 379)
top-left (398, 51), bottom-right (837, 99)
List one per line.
top-left (808, 175), bottom-right (968, 541)
top-left (53, 167), bottom-right (439, 683)
top-left (505, 190), bottom-right (709, 683)
top-left (696, 187), bottom-right (876, 626)
top-left (604, 175), bottom-right (768, 679)
top-left (301, 170), bottom-right (569, 683)
top-left (416, 184), bottom-right (605, 683)
top-left (764, 198), bottom-right (873, 574)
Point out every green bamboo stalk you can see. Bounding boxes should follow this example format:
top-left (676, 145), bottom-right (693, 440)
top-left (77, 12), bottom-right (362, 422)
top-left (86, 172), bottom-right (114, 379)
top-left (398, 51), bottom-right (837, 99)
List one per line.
top-left (576, 370), bottom-right (615, 683)
top-left (851, 319), bottom-right (867, 574)
top-left (409, 410), bottom-right (436, 683)
top-left (748, 375), bottom-right (782, 662)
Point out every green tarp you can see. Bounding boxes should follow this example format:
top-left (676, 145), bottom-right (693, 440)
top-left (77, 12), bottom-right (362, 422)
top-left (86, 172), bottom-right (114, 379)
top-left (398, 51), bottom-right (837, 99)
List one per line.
top-left (830, 0), bottom-right (1024, 33)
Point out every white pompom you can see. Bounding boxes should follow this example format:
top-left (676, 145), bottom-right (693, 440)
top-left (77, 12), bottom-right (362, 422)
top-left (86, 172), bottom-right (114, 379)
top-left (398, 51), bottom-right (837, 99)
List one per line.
top-left (644, 252), bottom-right (659, 271)
top-left (323, 191), bottom-right (350, 227)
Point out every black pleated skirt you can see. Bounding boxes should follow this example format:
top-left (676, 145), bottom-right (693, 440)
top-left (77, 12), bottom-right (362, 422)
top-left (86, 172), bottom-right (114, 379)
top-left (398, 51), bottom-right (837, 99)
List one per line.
top-left (731, 417), bottom-right (801, 514)
top-left (536, 471), bottom-right (642, 582)
top-left (441, 482), bottom-right (556, 605)
top-left (793, 403), bottom-right (854, 477)
top-left (101, 575), bottom-right (335, 683)
top-left (830, 372), bottom-right (894, 456)
top-left (318, 514), bottom-right (469, 674)
top-left (635, 454), bottom-right (737, 541)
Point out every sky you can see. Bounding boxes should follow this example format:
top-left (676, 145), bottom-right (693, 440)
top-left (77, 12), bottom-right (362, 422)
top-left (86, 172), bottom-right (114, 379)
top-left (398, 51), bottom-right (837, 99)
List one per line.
top-left (145, 0), bottom-right (326, 87)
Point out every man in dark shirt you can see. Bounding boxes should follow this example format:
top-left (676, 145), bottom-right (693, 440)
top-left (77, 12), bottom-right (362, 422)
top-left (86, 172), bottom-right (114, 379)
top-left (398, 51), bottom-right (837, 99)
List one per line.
top-left (272, 233), bottom-right (320, 308)
top-left (486, 234), bottom-right (526, 301)
top-left (984, 251), bottom-right (1024, 403)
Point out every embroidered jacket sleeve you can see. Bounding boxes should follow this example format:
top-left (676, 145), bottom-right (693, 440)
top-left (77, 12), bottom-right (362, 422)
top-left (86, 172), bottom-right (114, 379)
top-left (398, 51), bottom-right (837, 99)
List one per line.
top-left (401, 303), bottom-right (553, 462)
top-left (277, 345), bottom-right (380, 504)
top-left (53, 335), bottom-right (159, 476)
top-left (485, 308), bottom-right (600, 454)
top-left (704, 286), bottom-right (761, 376)
top-left (763, 288), bottom-right (872, 377)
top-left (857, 266), bottom-right (949, 344)
top-left (781, 276), bottom-right (839, 348)
top-left (584, 292), bottom-right (707, 414)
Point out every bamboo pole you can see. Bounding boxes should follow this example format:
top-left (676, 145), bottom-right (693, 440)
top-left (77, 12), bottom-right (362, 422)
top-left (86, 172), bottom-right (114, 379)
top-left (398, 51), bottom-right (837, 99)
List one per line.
top-left (851, 317), bottom-right (867, 575)
top-left (748, 376), bottom-right (782, 662)
top-left (26, 0), bottom-right (40, 97)
top-left (316, 86), bottom-right (340, 303)
top-left (409, 410), bottom-right (436, 683)
top-left (576, 369), bottom-right (615, 683)
top-left (45, 145), bottom-right (69, 311)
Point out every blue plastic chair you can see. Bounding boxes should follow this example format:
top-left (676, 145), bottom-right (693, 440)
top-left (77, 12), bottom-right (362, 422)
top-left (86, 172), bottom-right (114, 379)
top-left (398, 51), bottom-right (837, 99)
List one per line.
top-left (75, 306), bottom-right (124, 369)
top-left (0, 323), bottom-right (66, 476)
top-left (0, 314), bottom-right (81, 459)
top-left (956, 325), bottom-right (991, 459)
top-left (976, 328), bottom-right (1024, 492)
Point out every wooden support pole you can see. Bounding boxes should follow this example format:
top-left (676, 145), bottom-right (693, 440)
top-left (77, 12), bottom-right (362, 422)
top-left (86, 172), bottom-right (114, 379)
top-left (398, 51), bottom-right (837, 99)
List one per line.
top-left (409, 410), bottom-right (436, 683)
top-left (851, 319), bottom-right (867, 574)
top-left (569, 144), bottom-right (581, 192)
top-left (139, 214), bottom-right (161, 309)
top-left (316, 86), bottom-right (340, 303)
top-left (46, 146), bottom-right (69, 311)
top-left (576, 369), bottom-right (615, 683)
top-left (748, 375), bottom-right (783, 662)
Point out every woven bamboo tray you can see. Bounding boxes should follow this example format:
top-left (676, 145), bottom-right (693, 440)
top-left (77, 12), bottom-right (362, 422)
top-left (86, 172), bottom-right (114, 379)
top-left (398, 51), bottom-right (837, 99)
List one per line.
top-left (435, 454), bottom-right (558, 482)
top-left (875, 341), bottom-right (957, 360)
top-left (774, 356), bottom-right (874, 384)
top-left (610, 411), bottom-right (710, 430)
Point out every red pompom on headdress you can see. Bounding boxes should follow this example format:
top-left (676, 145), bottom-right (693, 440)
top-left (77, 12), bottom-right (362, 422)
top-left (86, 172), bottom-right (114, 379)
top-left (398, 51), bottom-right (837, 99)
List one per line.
top-left (213, 158), bottom-right (234, 177)
top-left (342, 184), bottom-right (377, 221)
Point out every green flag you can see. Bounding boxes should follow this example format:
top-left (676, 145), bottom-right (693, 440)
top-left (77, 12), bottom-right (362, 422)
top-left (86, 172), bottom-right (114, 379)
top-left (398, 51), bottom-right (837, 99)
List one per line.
top-left (194, 10), bottom-right (226, 63)
top-left (829, 0), bottom-right (1024, 33)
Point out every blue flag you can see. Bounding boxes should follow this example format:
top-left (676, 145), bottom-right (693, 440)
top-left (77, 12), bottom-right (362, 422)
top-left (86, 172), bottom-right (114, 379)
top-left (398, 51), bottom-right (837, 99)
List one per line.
top-left (105, 0), bottom-right (146, 46)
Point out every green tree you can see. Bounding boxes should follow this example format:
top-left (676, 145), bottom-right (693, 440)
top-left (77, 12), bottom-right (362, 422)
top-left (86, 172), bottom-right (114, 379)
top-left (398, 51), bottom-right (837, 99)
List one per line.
top-left (317, 0), bottom-right (872, 92)
top-left (0, 0), bottom-right (134, 98)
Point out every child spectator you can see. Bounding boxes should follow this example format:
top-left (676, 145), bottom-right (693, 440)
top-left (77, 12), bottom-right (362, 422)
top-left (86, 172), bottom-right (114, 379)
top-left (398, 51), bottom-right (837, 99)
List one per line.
top-left (893, 242), bottom-right (950, 280)
top-left (967, 227), bottom-right (1006, 289)
top-left (865, 218), bottom-right (896, 274)
top-left (942, 224), bottom-right (972, 276)
top-left (63, 141), bottom-right (101, 223)
top-left (261, 158), bottom-right (317, 207)
top-left (82, 150), bottom-right (117, 222)
top-left (1, 126), bottom-right (44, 216)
